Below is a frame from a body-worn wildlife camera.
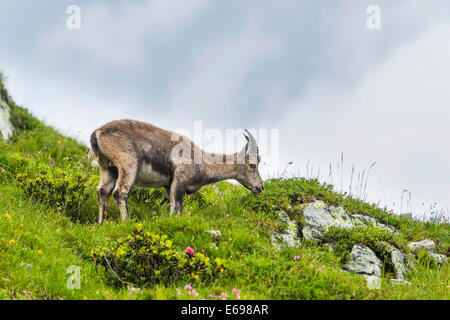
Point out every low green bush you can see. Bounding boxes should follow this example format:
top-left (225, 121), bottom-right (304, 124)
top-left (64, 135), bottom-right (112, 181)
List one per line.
top-left (130, 188), bottom-right (169, 209)
top-left (244, 178), bottom-right (342, 216)
top-left (91, 224), bottom-right (226, 287)
top-left (129, 187), bottom-right (210, 212)
top-left (16, 164), bottom-right (97, 217)
top-left (0, 152), bottom-right (30, 181)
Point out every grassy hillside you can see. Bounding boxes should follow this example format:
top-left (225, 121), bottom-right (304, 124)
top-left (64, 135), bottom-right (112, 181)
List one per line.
top-left (0, 79), bottom-right (448, 300)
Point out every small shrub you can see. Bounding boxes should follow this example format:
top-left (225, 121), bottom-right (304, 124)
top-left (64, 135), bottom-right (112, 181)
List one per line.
top-left (91, 224), bottom-right (226, 287)
top-left (130, 187), bottom-right (209, 210)
top-left (16, 164), bottom-right (97, 217)
top-left (0, 152), bottom-right (30, 181)
top-left (244, 178), bottom-right (342, 216)
top-left (129, 188), bottom-right (169, 209)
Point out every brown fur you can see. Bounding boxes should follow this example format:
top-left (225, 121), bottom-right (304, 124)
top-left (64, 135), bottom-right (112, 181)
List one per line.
top-left (91, 119), bottom-right (263, 223)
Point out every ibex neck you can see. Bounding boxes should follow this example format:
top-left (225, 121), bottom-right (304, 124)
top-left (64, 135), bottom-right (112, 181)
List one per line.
top-left (203, 153), bottom-right (239, 184)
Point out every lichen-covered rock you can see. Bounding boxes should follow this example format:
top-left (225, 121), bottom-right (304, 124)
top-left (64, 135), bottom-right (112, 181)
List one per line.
top-left (386, 244), bottom-right (408, 280)
top-left (271, 210), bottom-right (300, 248)
top-left (0, 98), bottom-right (13, 140)
top-left (351, 214), bottom-right (397, 233)
top-left (362, 275), bottom-right (381, 290)
top-left (407, 239), bottom-right (437, 254)
top-left (390, 279), bottom-right (412, 286)
top-left (429, 253), bottom-right (448, 265)
top-left (301, 201), bottom-right (353, 241)
top-left (344, 245), bottom-right (383, 277)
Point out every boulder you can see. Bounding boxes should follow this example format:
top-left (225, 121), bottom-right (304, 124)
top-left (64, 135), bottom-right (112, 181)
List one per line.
top-left (407, 239), bottom-right (447, 265)
top-left (343, 245), bottom-right (384, 290)
top-left (344, 245), bottom-right (383, 277)
top-left (390, 279), bottom-right (412, 286)
top-left (407, 239), bottom-right (436, 254)
top-left (351, 213), bottom-right (397, 233)
top-left (0, 98), bottom-right (13, 140)
top-left (386, 244), bottom-right (408, 280)
top-left (362, 275), bottom-right (381, 290)
top-left (271, 210), bottom-right (300, 248)
top-left (429, 253), bottom-right (448, 265)
top-left (301, 201), bottom-right (353, 241)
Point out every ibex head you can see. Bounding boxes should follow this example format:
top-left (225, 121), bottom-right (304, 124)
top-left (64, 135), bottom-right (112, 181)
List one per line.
top-left (236, 129), bottom-right (264, 195)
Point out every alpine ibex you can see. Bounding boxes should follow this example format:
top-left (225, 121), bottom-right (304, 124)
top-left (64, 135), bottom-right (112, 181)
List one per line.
top-left (90, 120), bottom-right (264, 223)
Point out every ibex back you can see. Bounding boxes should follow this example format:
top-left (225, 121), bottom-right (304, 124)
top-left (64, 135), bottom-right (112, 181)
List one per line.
top-left (90, 120), bottom-right (264, 223)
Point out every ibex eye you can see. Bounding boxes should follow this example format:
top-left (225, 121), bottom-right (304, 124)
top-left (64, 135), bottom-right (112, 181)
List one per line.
top-left (250, 164), bottom-right (256, 169)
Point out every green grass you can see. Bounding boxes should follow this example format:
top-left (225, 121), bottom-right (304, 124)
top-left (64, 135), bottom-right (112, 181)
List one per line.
top-left (0, 79), bottom-right (448, 300)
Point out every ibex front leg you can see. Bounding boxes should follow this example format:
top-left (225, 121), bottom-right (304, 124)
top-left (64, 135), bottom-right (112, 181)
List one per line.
top-left (169, 179), bottom-right (185, 215)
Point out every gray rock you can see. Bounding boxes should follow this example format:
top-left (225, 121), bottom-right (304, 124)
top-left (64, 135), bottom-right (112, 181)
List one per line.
top-left (0, 98), bottom-right (13, 140)
top-left (301, 202), bottom-right (397, 241)
top-left (302, 201), bottom-right (353, 241)
top-left (429, 253), bottom-right (448, 265)
top-left (344, 245), bottom-right (384, 277)
top-left (362, 275), bottom-right (381, 290)
top-left (351, 214), bottom-right (377, 227)
top-left (271, 210), bottom-right (300, 248)
top-left (351, 214), bottom-right (397, 233)
top-left (407, 239), bottom-right (437, 254)
top-left (386, 244), bottom-right (408, 280)
top-left (390, 279), bottom-right (412, 286)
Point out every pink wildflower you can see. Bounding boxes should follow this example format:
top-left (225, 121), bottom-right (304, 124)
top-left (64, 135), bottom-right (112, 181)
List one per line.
top-left (184, 284), bottom-right (192, 291)
top-left (232, 288), bottom-right (241, 299)
top-left (220, 292), bottom-right (228, 300)
top-left (294, 256), bottom-right (300, 261)
top-left (185, 247), bottom-right (195, 255)
top-left (176, 288), bottom-right (182, 296)
top-left (188, 289), bottom-right (199, 297)
top-left (317, 265), bottom-right (325, 271)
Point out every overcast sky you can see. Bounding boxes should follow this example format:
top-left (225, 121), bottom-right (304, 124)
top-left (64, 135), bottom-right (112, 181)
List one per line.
top-left (1, 0), bottom-right (450, 219)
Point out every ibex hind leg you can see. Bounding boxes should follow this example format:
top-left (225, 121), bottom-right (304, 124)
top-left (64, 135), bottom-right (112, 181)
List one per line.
top-left (97, 155), bottom-right (117, 224)
top-left (113, 166), bottom-right (137, 222)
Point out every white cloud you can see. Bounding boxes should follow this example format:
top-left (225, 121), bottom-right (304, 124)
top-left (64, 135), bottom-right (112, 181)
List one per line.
top-left (166, 23), bottom-right (282, 124)
top-left (277, 21), bottom-right (450, 216)
top-left (40, 0), bottom-right (210, 67)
